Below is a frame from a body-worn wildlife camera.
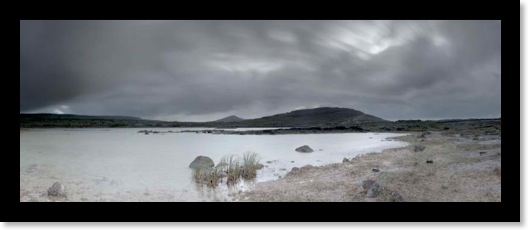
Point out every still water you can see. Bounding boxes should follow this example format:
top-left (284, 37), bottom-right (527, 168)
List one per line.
top-left (20, 128), bottom-right (408, 201)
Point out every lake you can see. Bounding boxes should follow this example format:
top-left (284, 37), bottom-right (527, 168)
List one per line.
top-left (20, 128), bottom-right (408, 201)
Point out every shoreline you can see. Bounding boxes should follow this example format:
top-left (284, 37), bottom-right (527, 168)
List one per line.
top-left (20, 128), bottom-right (500, 202)
top-left (236, 131), bottom-right (501, 202)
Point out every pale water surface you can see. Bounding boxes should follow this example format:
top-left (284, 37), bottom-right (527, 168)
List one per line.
top-left (20, 128), bottom-right (408, 201)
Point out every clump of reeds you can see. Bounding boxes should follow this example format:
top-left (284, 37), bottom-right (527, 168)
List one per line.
top-left (241, 152), bottom-right (260, 180)
top-left (192, 167), bottom-right (222, 188)
top-left (224, 155), bottom-right (242, 186)
top-left (191, 152), bottom-right (261, 188)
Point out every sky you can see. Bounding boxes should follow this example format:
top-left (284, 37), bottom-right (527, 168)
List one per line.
top-left (20, 20), bottom-right (501, 122)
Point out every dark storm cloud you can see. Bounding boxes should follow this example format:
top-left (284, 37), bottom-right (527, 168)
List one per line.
top-left (20, 20), bottom-right (501, 121)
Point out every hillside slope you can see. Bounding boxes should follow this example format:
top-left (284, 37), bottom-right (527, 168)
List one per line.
top-left (235, 107), bottom-right (386, 127)
top-left (214, 115), bottom-right (245, 122)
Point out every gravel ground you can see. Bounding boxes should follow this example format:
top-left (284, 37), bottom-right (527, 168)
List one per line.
top-left (238, 131), bottom-right (501, 202)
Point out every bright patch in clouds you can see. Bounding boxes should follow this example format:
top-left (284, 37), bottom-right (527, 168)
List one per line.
top-left (207, 54), bottom-right (283, 74)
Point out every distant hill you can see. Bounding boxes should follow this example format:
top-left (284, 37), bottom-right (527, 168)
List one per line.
top-left (235, 107), bottom-right (386, 127)
top-left (214, 115), bottom-right (245, 122)
top-left (18, 108), bottom-right (501, 132)
top-left (19, 108), bottom-right (387, 128)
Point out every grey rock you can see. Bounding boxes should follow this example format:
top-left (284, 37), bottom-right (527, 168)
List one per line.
top-left (189, 156), bottom-right (215, 169)
top-left (300, 164), bottom-right (314, 170)
top-left (287, 167), bottom-right (301, 176)
top-left (288, 165), bottom-right (314, 176)
top-left (295, 145), bottom-right (314, 153)
top-left (218, 171), bottom-right (228, 178)
top-left (366, 183), bottom-right (382, 198)
top-left (372, 168), bottom-right (380, 172)
top-left (362, 179), bottom-right (376, 190)
top-left (47, 182), bottom-right (66, 197)
top-left (414, 145), bottom-right (426, 152)
top-left (256, 163), bottom-right (264, 170)
top-left (343, 158), bottom-right (350, 163)
top-left (418, 131), bottom-right (431, 138)
top-left (389, 191), bottom-right (404, 202)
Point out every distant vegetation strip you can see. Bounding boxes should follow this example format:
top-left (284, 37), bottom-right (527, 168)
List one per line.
top-left (20, 107), bottom-right (500, 134)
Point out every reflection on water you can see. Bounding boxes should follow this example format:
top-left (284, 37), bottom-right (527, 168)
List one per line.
top-left (20, 128), bottom-right (407, 201)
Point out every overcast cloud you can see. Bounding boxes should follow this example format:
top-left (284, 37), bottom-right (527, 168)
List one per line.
top-left (20, 20), bottom-right (501, 121)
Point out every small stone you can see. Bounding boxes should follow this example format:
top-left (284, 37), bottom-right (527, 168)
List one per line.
top-left (414, 145), bottom-right (426, 152)
top-left (295, 145), bottom-right (314, 153)
top-left (366, 183), bottom-right (382, 198)
top-left (47, 182), bottom-right (66, 197)
top-left (372, 168), bottom-right (380, 172)
top-left (342, 158), bottom-right (350, 163)
top-left (300, 165), bottom-right (314, 170)
top-left (362, 180), bottom-right (376, 190)
top-left (389, 191), bottom-right (404, 202)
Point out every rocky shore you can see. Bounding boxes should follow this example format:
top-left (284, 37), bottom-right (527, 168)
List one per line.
top-left (237, 131), bottom-right (501, 202)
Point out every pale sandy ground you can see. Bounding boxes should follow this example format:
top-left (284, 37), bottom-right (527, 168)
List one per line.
top-left (237, 132), bottom-right (501, 202)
